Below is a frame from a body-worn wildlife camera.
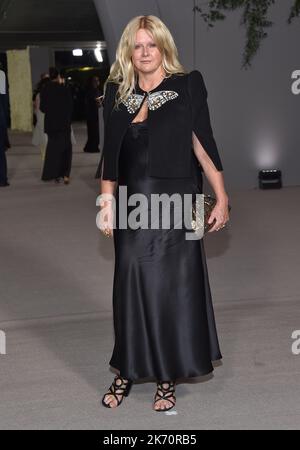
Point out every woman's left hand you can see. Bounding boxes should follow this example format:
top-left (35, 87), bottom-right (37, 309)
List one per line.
top-left (207, 197), bottom-right (230, 233)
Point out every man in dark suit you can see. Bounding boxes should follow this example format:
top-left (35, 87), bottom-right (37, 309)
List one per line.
top-left (0, 68), bottom-right (9, 187)
top-left (40, 67), bottom-right (73, 184)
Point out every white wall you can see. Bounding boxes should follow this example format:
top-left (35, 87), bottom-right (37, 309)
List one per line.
top-left (93, 0), bottom-right (300, 189)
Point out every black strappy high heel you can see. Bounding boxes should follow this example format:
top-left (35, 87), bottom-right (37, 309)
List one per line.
top-left (153, 380), bottom-right (176, 412)
top-left (102, 375), bottom-right (133, 408)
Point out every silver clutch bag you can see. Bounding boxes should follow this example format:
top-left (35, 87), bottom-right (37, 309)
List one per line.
top-left (191, 194), bottom-right (231, 236)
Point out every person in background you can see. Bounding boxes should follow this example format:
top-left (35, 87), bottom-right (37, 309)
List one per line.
top-left (0, 68), bottom-right (9, 187)
top-left (40, 67), bottom-right (73, 184)
top-left (60, 71), bottom-right (77, 147)
top-left (32, 76), bottom-right (50, 163)
top-left (83, 75), bottom-right (101, 153)
top-left (4, 128), bottom-right (10, 151)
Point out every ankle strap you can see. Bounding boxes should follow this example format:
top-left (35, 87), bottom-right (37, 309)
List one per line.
top-left (157, 381), bottom-right (175, 390)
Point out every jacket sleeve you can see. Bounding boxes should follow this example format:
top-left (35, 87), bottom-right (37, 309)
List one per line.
top-left (187, 70), bottom-right (223, 171)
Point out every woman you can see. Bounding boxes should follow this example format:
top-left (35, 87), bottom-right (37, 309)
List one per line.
top-left (40, 68), bottom-right (73, 185)
top-left (97, 15), bottom-right (230, 412)
top-left (32, 76), bottom-right (50, 163)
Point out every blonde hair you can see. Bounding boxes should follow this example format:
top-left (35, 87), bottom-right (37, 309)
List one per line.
top-left (105, 15), bottom-right (187, 109)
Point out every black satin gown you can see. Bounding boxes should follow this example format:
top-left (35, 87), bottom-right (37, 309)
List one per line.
top-left (109, 118), bottom-right (222, 381)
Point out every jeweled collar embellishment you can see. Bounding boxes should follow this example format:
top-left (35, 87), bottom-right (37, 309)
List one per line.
top-left (122, 90), bottom-right (179, 114)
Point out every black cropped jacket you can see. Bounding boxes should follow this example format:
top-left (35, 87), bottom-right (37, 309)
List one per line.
top-left (96, 70), bottom-right (223, 180)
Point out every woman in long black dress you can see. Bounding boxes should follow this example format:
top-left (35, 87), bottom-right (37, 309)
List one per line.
top-left (98, 15), bottom-right (230, 411)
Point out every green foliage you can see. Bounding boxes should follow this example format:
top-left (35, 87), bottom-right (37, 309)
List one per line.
top-left (194, 0), bottom-right (300, 68)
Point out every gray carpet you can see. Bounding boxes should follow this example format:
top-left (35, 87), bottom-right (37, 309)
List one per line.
top-left (0, 125), bottom-right (300, 430)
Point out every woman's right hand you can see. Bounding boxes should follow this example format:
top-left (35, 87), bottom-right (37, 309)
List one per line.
top-left (98, 181), bottom-right (117, 238)
top-left (99, 198), bottom-right (114, 238)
